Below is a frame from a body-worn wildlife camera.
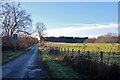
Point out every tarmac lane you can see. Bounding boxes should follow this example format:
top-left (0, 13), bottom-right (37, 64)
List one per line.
top-left (2, 44), bottom-right (47, 80)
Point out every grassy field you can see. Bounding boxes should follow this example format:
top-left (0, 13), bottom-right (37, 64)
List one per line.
top-left (45, 42), bottom-right (119, 52)
top-left (39, 43), bottom-right (120, 80)
top-left (45, 42), bottom-right (120, 65)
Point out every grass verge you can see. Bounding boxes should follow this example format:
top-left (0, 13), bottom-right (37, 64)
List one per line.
top-left (2, 47), bottom-right (32, 65)
top-left (39, 49), bottom-right (80, 80)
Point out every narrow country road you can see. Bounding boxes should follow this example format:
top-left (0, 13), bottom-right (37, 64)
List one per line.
top-left (2, 44), bottom-right (47, 79)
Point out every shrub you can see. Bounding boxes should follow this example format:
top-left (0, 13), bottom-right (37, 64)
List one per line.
top-left (2, 36), bottom-right (38, 51)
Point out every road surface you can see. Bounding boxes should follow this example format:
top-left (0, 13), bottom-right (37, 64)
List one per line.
top-left (2, 44), bottom-right (47, 79)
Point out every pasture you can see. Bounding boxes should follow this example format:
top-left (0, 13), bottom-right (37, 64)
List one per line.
top-left (45, 42), bottom-right (120, 65)
top-left (45, 42), bottom-right (119, 52)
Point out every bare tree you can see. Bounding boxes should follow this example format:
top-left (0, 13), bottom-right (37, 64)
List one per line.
top-left (35, 22), bottom-right (46, 43)
top-left (94, 33), bottom-right (118, 43)
top-left (0, 2), bottom-right (32, 36)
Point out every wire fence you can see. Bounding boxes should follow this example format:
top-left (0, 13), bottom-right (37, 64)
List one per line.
top-left (46, 46), bottom-right (120, 66)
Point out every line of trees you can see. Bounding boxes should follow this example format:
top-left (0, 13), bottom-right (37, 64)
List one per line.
top-left (44, 36), bottom-right (88, 43)
top-left (84, 33), bottom-right (119, 43)
top-left (43, 33), bottom-right (119, 43)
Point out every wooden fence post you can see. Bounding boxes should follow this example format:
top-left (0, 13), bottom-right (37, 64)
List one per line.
top-left (100, 51), bottom-right (103, 62)
top-left (87, 51), bottom-right (90, 60)
top-left (87, 51), bottom-right (89, 56)
top-left (72, 49), bottom-right (74, 56)
top-left (64, 48), bottom-right (66, 54)
top-left (107, 57), bottom-right (109, 64)
top-left (78, 50), bottom-right (80, 55)
top-left (67, 48), bottom-right (69, 53)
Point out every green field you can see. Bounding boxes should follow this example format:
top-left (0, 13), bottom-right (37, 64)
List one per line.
top-left (40, 42), bottom-right (120, 79)
top-left (45, 42), bottom-right (119, 52)
top-left (45, 42), bottom-right (120, 65)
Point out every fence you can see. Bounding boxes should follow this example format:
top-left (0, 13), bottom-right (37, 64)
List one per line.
top-left (46, 46), bottom-right (120, 65)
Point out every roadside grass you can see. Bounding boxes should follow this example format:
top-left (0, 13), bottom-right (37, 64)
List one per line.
top-left (2, 47), bottom-right (32, 65)
top-left (2, 51), bottom-right (24, 64)
top-left (39, 49), bottom-right (80, 80)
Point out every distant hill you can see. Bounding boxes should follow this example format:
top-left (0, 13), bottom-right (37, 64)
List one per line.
top-left (43, 36), bottom-right (88, 43)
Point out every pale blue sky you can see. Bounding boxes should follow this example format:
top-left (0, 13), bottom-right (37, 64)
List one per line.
top-left (21, 2), bottom-right (118, 37)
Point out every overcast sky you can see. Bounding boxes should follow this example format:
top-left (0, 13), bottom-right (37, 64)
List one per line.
top-left (21, 2), bottom-right (118, 38)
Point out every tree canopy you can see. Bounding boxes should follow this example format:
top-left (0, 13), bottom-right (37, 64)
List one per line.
top-left (0, 2), bottom-right (32, 36)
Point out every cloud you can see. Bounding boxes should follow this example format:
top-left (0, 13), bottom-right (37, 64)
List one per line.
top-left (46, 23), bottom-right (118, 38)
